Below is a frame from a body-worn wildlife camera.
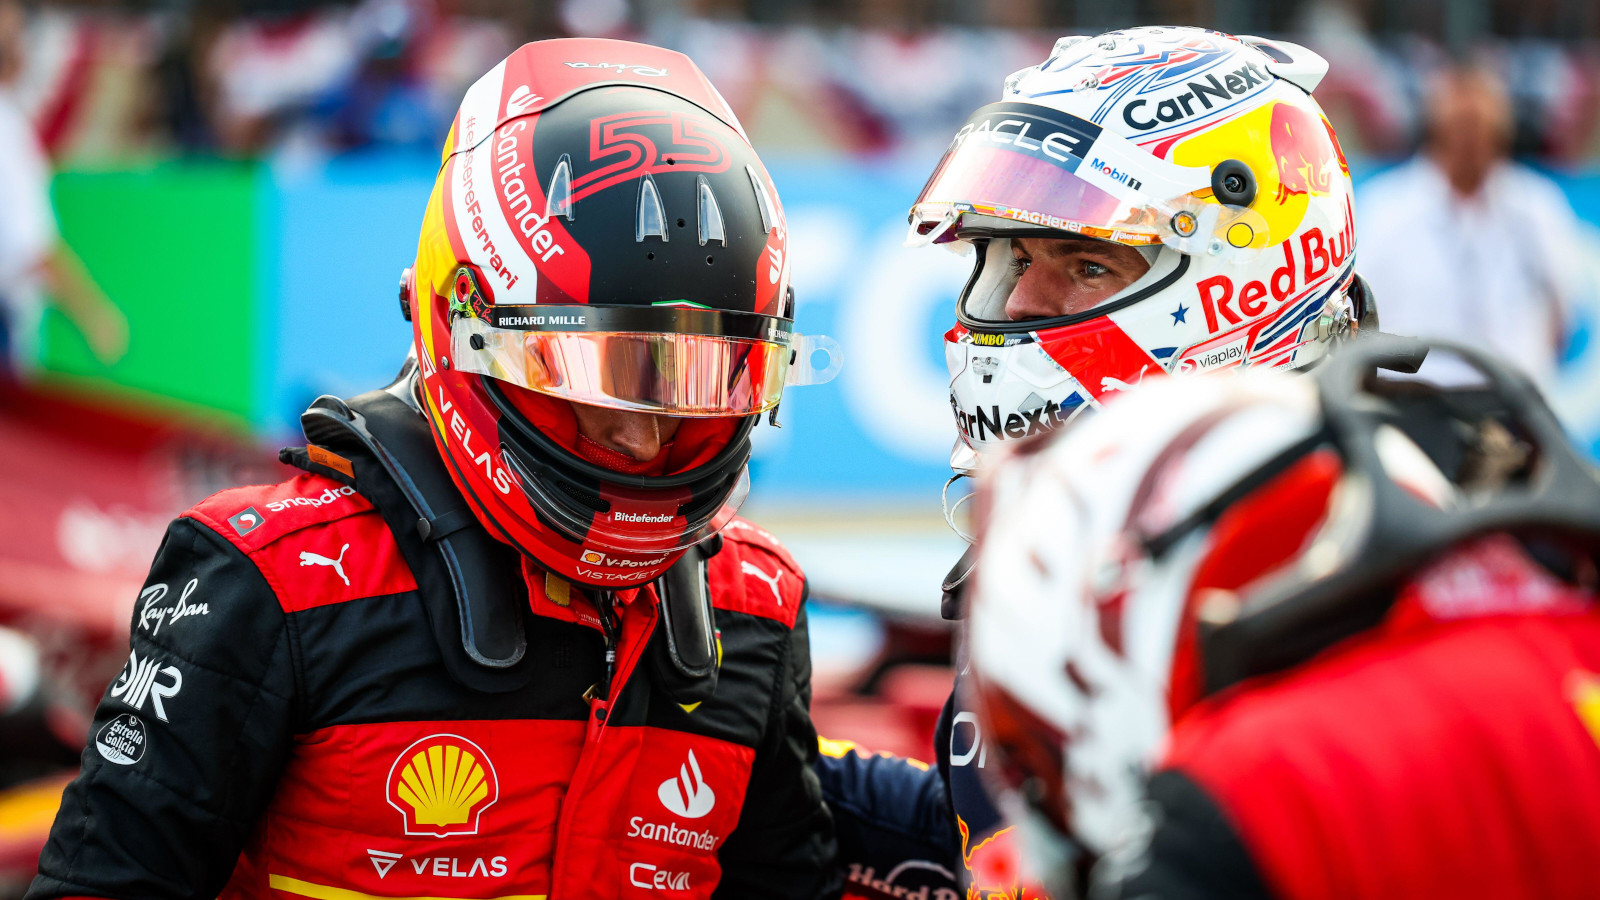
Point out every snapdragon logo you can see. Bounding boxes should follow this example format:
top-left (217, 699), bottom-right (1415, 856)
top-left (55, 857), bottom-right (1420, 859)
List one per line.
top-left (266, 486), bottom-right (356, 512)
top-left (612, 511), bottom-right (674, 524)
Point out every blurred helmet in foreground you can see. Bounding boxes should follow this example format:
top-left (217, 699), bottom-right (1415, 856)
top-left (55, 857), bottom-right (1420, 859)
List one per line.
top-left (407, 38), bottom-right (837, 587)
top-left (964, 336), bottom-right (1600, 877)
top-left (909, 26), bottom-right (1373, 474)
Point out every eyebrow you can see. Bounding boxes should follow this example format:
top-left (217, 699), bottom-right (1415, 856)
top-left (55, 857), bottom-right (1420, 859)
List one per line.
top-left (1034, 237), bottom-right (1123, 259)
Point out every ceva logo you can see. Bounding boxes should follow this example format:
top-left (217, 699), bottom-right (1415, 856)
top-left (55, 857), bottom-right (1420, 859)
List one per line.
top-left (657, 750), bottom-right (716, 819)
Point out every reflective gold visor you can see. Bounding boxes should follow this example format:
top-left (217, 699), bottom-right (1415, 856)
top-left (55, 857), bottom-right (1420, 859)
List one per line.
top-left (452, 305), bottom-right (839, 416)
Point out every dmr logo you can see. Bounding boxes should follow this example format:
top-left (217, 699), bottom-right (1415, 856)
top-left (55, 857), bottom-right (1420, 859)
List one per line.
top-left (387, 735), bottom-right (500, 837)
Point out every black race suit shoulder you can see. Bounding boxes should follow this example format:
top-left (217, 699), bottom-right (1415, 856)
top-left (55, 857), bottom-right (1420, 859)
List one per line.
top-left (29, 516), bottom-right (296, 899)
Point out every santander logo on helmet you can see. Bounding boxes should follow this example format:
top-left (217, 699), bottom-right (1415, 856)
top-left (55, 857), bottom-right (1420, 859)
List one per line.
top-left (908, 26), bottom-right (1366, 477)
top-left (407, 38), bottom-right (814, 587)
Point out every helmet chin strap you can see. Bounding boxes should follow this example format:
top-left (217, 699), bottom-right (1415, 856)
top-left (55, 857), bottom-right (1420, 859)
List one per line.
top-left (942, 472), bottom-right (977, 544)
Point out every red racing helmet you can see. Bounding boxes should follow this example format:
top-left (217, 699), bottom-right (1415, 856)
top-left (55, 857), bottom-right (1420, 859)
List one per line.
top-left (406, 39), bottom-right (836, 587)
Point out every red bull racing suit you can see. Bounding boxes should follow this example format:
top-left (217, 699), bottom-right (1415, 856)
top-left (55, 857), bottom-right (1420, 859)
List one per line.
top-left (816, 552), bottom-right (1046, 900)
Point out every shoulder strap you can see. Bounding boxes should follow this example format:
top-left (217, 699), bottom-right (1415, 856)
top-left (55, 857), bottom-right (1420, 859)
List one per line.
top-left (647, 534), bottom-right (722, 707)
top-left (282, 360), bottom-right (536, 693)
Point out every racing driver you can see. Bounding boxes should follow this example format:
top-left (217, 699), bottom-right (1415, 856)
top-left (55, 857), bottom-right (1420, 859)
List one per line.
top-left (29, 39), bottom-right (841, 900)
top-left (966, 338), bottom-right (1600, 899)
top-left (816, 26), bottom-right (1373, 900)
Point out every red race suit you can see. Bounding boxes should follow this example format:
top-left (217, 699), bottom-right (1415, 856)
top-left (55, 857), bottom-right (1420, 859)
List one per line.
top-left (1096, 537), bottom-right (1600, 900)
top-left (28, 472), bottom-right (836, 900)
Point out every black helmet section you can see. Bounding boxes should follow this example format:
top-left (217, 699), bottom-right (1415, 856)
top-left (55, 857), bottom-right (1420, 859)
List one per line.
top-left (528, 85), bottom-right (784, 315)
top-left (1188, 334), bottom-right (1600, 694)
top-left (483, 378), bottom-right (755, 552)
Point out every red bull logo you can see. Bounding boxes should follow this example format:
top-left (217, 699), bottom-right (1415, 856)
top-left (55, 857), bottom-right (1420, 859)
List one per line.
top-left (1270, 103), bottom-right (1334, 204)
top-left (1170, 98), bottom-right (1351, 247)
top-left (957, 816), bottom-right (1049, 900)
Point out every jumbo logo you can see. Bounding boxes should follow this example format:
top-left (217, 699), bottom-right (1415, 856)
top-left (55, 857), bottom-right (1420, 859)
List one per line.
top-left (387, 735), bottom-right (500, 837)
top-left (1170, 100), bottom-right (1348, 245)
top-left (970, 332), bottom-right (1006, 347)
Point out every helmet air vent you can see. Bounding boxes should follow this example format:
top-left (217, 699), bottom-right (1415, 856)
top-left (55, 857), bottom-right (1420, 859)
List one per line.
top-left (636, 173), bottom-right (669, 243)
top-left (746, 165), bottom-right (776, 234)
top-left (696, 175), bottom-right (726, 246)
top-left (546, 154), bottom-right (575, 221)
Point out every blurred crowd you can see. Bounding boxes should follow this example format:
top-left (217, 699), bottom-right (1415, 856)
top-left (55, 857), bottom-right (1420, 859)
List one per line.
top-left (2, 0), bottom-right (1599, 165)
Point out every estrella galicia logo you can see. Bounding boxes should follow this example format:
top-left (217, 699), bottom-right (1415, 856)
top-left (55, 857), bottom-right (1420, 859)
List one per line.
top-left (228, 506), bottom-right (265, 537)
top-left (657, 750), bottom-right (716, 819)
top-left (94, 713), bottom-right (147, 765)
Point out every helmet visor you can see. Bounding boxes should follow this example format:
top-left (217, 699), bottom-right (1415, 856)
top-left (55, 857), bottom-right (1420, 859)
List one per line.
top-left (909, 101), bottom-right (1266, 253)
top-left (453, 305), bottom-right (839, 416)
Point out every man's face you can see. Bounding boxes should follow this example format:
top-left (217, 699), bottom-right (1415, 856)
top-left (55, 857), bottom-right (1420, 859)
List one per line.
top-left (569, 402), bottom-right (682, 463)
top-left (1003, 236), bottom-right (1152, 321)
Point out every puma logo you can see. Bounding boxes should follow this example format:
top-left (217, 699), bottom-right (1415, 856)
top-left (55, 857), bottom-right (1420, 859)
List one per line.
top-left (740, 560), bottom-right (783, 605)
top-left (1100, 365), bottom-right (1152, 394)
top-left (299, 544), bottom-right (350, 586)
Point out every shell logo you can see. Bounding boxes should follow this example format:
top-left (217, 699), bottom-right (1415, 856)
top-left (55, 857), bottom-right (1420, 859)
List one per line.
top-left (386, 734), bottom-right (500, 837)
top-left (581, 550), bottom-right (604, 564)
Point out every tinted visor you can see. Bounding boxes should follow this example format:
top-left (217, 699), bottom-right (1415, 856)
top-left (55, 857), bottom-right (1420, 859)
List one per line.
top-left (909, 102), bottom-right (1265, 252)
top-left (454, 305), bottom-right (839, 416)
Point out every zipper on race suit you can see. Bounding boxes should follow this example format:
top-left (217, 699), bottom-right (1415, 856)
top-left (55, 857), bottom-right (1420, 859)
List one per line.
top-left (551, 586), bottom-right (660, 896)
top-left (596, 591), bottom-right (620, 700)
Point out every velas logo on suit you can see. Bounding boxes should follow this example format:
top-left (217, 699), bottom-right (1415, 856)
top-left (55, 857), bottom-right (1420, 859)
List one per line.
top-left (387, 734), bottom-right (500, 836)
top-left (657, 750), bottom-right (716, 819)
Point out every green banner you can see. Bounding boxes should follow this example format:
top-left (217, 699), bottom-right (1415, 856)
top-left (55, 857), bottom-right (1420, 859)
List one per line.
top-left (42, 164), bottom-right (264, 431)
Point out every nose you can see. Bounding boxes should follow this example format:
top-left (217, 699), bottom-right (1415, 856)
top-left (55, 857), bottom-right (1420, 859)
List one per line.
top-left (571, 404), bottom-right (675, 461)
top-left (1004, 269), bottom-right (1059, 321)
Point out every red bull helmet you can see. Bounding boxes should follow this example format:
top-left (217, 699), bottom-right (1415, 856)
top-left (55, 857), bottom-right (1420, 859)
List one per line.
top-left (408, 38), bottom-right (837, 587)
top-left (909, 26), bottom-right (1364, 476)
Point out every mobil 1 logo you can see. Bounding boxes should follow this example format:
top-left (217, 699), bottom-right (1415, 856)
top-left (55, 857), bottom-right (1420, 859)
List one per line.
top-left (95, 713), bottom-right (148, 765)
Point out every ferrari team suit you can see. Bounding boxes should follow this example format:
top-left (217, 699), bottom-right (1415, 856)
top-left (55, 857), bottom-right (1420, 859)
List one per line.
top-left (1099, 544), bottom-right (1600, 900)
top-left (29, 389), bottom-right (837, 900)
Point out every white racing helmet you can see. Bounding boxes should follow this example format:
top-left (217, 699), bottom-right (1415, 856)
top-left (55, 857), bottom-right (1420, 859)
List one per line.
top-left (909, 27), bottom-right (1369, 477)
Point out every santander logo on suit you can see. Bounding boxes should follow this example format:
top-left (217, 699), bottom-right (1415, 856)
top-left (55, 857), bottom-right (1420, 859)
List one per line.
top-left (658, 750), bottom-right (716, 819)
